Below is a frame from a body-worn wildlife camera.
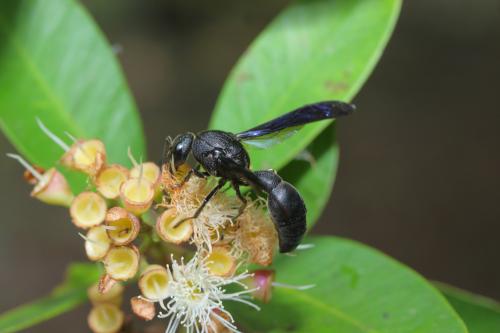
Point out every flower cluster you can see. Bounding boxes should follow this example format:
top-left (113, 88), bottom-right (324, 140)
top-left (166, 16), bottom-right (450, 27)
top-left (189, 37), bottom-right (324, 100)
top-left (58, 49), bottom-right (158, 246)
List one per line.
top-left (8, 121), bottom-right (313, 333)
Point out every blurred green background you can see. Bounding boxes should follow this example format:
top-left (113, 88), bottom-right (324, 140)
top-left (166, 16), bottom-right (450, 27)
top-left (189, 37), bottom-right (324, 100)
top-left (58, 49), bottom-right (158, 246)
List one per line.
top-left (1, 0), bottom-right (499, 331)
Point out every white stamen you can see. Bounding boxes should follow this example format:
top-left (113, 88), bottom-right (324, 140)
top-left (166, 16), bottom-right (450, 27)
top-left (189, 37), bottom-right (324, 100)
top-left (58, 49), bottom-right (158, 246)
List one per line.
top-left (272, 282), bottom-right (316, 290)
top-left (64, 131), bottom-right (77, 142)
top-left (36, 118), bottom-right (70, 151)
top-left (6, 153), bottom-right (44, 182)
top-left (127, 146), bottom-right (139, 167)
top-left (78, 232), bottom-right (107, 248)
top-left (65, 132), bottom-right (92, 158)
top-left (144, 255), bottom-right (257, 333)
top-left (137, 157), bottom-right (144, 186)
top-left (102, 225), bottom-right (119, 231)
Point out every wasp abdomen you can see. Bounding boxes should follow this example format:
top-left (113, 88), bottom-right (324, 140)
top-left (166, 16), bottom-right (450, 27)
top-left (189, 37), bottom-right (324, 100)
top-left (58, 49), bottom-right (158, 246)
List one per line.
top-left (254, 170), bottom-right (307, 253)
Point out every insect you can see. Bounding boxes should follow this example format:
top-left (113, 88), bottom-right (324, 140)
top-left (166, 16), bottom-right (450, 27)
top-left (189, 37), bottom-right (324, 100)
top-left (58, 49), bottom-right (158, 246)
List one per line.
top-left (163, 101), bottom-right (355, 252)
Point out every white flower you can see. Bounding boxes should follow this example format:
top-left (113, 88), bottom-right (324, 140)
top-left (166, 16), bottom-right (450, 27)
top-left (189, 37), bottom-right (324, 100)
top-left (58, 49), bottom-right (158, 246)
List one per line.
top-left (154, 254), bottom-right (260, 333)
top-left (167, 176), bottom-right (240, 251)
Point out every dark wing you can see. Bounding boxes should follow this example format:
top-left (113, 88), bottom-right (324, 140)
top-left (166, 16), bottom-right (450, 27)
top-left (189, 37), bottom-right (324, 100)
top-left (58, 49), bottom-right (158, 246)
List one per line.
top-left (236, 101), bottom-right (355, 148)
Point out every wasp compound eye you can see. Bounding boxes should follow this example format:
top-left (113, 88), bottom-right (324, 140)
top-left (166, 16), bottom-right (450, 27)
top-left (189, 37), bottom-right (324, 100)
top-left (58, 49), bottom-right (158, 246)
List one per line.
top-left (170, 133), bottom-right (194, 170)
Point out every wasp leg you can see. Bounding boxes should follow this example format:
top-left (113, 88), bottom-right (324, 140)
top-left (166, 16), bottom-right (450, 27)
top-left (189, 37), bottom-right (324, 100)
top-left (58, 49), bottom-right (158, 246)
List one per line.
top-left (174, 178), bottom-right (227, 227)
top-left (231, 181), bottom-right (247, 221)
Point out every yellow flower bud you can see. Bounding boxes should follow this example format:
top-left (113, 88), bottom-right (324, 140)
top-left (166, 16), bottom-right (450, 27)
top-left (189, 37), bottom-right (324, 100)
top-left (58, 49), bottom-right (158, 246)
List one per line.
top-left (70, 192), bottom-right (107, 229)
top-left (104, 207), bottom-right (140, 245)
top-left (130, 162), bottom-right (161, 196)
top-left (155, 208), bottom-right (193, 244)
top-left (205, 246), bottom-right (236, 277)
top-left (82, 225), bottom-right (111, 261)
top-left (61, 139), bottom-right (106, 176)
top-left (138, 264), bottom-right (169, 301)
top-left (87, 303), bottom-right (124, 333)
top-left (95, 165), bottom-right (129, 199)
top-left (120, 178), bottom-right (154, 215)
top-left (103, 245), bottom-right (140, 281)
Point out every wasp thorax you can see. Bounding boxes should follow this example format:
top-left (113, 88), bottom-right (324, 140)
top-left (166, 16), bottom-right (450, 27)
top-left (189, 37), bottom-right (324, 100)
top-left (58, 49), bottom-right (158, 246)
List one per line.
top-left (155, 208), bottom-right (193, 244)
top-left (83, 225), bottom-right (111, 261)
top-left (138, 264), bottom-right (170, 301)
top-left (70, 192), bottom-right (107, 229)
top-left (103, 245), bottom-right (140, 281)
top-left (205, 246), bottom-right (237, 277)
top-left (95, 165), bottom-right (129, 199)
top-left (87, 303), bottom-right (124, 333)
top-left (104, 207), bottom-right (140, 245)
top-left (88, 282), bottom-right (124, 307)
top-left (61, 139), bottom-right (106, 176)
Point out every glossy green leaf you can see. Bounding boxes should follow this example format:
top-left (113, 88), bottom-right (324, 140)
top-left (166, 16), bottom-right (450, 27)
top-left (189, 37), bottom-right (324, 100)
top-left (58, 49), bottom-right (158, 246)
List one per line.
top-left (0, 0), bottom-right (145, 176)
top-left (437, 282), bottom-right (500, 333)
top-left (280, 124), bottom-right (338, 227)
top-left (210, 0), bottom-right (401, 171)
top-left (0, 263), bottom-right (100, 333)
top-left (230, 237), bottom-right (467, 333)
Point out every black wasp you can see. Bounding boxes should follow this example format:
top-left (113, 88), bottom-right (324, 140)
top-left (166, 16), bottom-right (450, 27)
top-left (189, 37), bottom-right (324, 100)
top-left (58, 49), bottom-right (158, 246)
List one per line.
top-left (163, 101), bottom-right (355, 253)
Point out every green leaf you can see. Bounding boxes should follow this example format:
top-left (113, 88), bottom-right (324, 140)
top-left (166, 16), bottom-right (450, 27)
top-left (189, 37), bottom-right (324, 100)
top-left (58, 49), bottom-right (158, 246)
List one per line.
top-left (0, 263), bottom-right (100, 333)
top-left (437, 282), bottom-right (500, 333)
top-left (0, 0), bottom-right (145, 176)
top-left (210, 0), bottom-right (401, 171)
top-left (230, 237), bottom-right (468, 333)
top-left (280, 124), bottom-right (338, 227)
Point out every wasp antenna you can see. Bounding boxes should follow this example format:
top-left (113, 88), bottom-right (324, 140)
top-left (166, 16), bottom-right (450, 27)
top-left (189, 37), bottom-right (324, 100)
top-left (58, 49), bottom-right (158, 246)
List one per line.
top-left (6, 153), bottom-right (44, 182)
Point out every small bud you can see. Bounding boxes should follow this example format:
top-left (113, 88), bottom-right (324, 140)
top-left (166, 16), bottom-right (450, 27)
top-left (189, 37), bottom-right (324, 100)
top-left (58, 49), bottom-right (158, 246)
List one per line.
top-left (31, 168), bottom-right (75, 207)
top-left (103, 245), bottom-right (140, 281)
top-left (7, 154), bottom-right (74, 207)
top-left (155, 208), bottom-right (193, 244)
top-left (130, 162), bottom-right (161, 194)
top-left (104, 207), bottom-right (140, 245)
top-left (138, 264), bottom-right (169, 301)
top-left (243, 270), bottom-right (275, 303)
top-left (95, 165), bottom-right (129, 199)
top-left (82, 225), bottom-right (111, 261)
top-left (88, 282), bottom-right (124, 306)
top-left (130, 296), bottom-right (156, 321)
top-left (98, 274), bottom-right (118, 294)
top-left (120, 178), bottom-right (154, 215)
top-left (205, 246), bottom-right (237, 277)
top-left (87, 303), bottom-right (124, 333)
top-left (61, 139), bottom-right (106, 176)
top-left (70, 192), bottom-right (107, 228)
